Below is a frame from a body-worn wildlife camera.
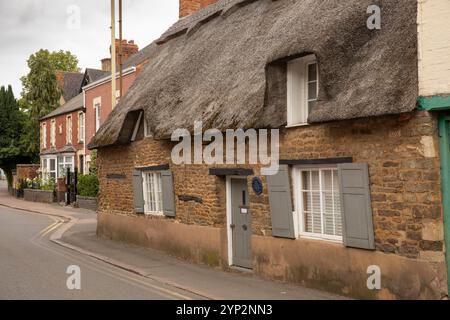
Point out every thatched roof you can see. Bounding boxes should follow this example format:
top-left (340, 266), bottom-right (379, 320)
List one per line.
top-left (89, 0), bottom-right (418, 149)
top-left (122, 43), bottom-right (157, 70)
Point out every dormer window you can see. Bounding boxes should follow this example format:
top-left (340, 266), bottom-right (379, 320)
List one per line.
top-left (287, 54), bottom-right (318, 126)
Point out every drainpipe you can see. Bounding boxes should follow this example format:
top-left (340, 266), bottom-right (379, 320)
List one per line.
top-left (110, 0), bottom-right (116, 109)
top-left (438, 114), bottom-right (450, 296)
top-left (119, 0), bottom-right (123, 98)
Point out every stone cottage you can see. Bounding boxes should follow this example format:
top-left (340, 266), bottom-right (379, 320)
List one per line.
top-left (88, 0), bottom-right (450, 299)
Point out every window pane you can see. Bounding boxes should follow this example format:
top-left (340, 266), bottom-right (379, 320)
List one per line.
top-left (308, 81), bottom-right (317, 100)
top-left (308, 63), bottom-right (317, 81)
top-left (149, 173), bottom-right (154, 212)
top-left (311, 192), bottom-right (321, 233)
top-left (302, 171), bottom-right (310, 190)
top-left (334, 193), bottom-right (342, 236)
top-left (50, 159), bottom-right (56, 171)
top-left (322, 170), bottom-right (333, 191)
top-left (323, 191), bottom-right (335, 235)
top-left (156, 173), bottom-right (162, 212)
top-left (304, 191), bottom-right (321, 234)
top-left (311, 171), bottom-right (320, 190)
top-left (301, 168), bottom-right (342, 238)
top-left (303, 191), bottom-right (312, 211)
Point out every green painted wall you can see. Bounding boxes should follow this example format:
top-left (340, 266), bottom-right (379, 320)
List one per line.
top-left (438, 114), bottom-right (450, 293)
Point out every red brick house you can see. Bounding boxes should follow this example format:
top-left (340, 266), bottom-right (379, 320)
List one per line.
top-left (89, 0), bottom-right (450, 299)
top-left (82, 39), bottom-right (152, 171)
top-left (40, 69), bottom-right (108, 179)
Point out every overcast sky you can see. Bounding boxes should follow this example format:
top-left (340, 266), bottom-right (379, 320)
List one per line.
top-left (0, 0), bottom-right (179, 97)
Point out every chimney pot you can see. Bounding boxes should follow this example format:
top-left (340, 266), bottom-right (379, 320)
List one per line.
top-left (107, 39), bottom-right (139, 68)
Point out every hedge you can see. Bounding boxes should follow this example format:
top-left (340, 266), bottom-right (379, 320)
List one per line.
top-left (77, 174), bottom-right (99, 197)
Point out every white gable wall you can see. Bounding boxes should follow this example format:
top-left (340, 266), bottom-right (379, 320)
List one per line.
top-left (418, 0), bottom-right (450, 97)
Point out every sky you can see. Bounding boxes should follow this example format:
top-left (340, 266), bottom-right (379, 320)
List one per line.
top-left (0, 0), bottom-right (179, 97)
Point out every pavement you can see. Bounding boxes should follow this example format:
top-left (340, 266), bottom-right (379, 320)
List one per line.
top-left (0, 180), bottom-right (345, 300)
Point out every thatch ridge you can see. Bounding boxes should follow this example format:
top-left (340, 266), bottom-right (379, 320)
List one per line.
top-left (89, 0), bottom-right (418, 149)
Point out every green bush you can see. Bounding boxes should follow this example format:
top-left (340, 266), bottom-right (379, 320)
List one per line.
top-left (41, 179), bottom-right (56, 191)
top-left (77, 174), bottom-right (99, 197)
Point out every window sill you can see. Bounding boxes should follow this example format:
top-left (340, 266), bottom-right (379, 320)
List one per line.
top-left (286, 123), bottom-right (310, 129)
top-left (297, 232), bottom-right (343, 244)
top-left (144, 212), bottom-right (164, 217)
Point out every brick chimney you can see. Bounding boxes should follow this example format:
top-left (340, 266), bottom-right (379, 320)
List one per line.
top-left (100, 39), bottom-right (139, 71)
top-left (101, 58), bottom-right (111, 72)
top-left (179, 0), bottom-right (218, 18)
top-left (55, 70), bottom-right (65, 87)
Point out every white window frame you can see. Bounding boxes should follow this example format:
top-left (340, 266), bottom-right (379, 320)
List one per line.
top-left (85, 155), bottom-right (91, 174)
top-left (144, 116), bottom-right (151, 138)
top-left (66, 115), bottom-right (72, 144)
top-left (42, 122), bottom-right (47, 149)
top-left (50, 120), bottom-right (56, 147)
top-left (131, 111), bottom-right (143, 142)
top-left (94, 97), bottom-right (101, 133)
top-left (116, 90), bottom-right (121, 105)
top-left (78, 112), bottom-right (85, 143)
top-left (57, 155), bottom-right (74, 178)
top-left (142, 171), bottom-right (164, 216)
top-left (292, 165), bottom-right (343, 243)
top-left (287, 54), bottom-right (319, 127)
top-left (41, 156), bottom-right (57, 181)
top-left (131, 111), bottom-right (152, 142)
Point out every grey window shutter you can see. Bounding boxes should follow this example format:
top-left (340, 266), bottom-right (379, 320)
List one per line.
top-left (132, 170), bottom-right (144, 214)
top-left (338, 163), bottom-right (375, 250)
top-left (266, 165), bottom-right (295, 239)
top-left (161, 170), bottom-right (176, 217)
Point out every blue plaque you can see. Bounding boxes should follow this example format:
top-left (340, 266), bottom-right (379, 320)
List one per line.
top-left (252, 177), bottom-right (263, 195)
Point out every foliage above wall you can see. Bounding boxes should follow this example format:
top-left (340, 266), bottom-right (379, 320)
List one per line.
top-left (19, 49), bottom-right (79, 158)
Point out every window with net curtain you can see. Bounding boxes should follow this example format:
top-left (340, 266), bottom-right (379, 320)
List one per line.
top-left (295, 167), bottom-right (343, 242)
top-left (142, 172), bottom-right (163, 215)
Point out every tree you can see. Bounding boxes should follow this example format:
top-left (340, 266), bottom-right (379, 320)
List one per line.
top-left (49, 50), bottom-right (80, 72)
top-left (0, 85), bottom-right (30, 190)
top-left (20, 49), bottom-right (79, 158)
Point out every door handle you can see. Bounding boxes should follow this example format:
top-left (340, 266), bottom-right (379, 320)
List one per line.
top-left (230, 224), bottom-right (236, 229)
top-left (242, 225), bottom-right (248, 231)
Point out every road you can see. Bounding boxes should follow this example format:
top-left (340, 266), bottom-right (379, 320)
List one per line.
top-left (0, 205), bottom-right (203, 300)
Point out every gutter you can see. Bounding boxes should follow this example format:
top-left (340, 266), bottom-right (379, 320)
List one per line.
top-left (82, 66), bottom-right (136, 91)
top-left (417, 95), bottom-right (450, 111)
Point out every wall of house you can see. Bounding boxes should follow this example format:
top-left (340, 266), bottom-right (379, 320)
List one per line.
top-left (40, 110), bottom-right (83, 152)
top-left (40, 110), bottom-right (85, 172)
top-left (84, 72), bottom-right (136, 159)
top-left (96, 111), bottom-right (447, 299)
top-left (418, 0), bottom-right (450, 96)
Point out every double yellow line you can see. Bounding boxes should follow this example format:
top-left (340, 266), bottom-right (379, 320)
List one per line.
top-left (39, 218), bottom-right (64, 237)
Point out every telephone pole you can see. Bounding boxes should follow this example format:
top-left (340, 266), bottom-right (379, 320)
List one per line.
top-left (119, 0), bottom-right (123, 98)
top-left (111, 0), bottom-right (117, 109)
